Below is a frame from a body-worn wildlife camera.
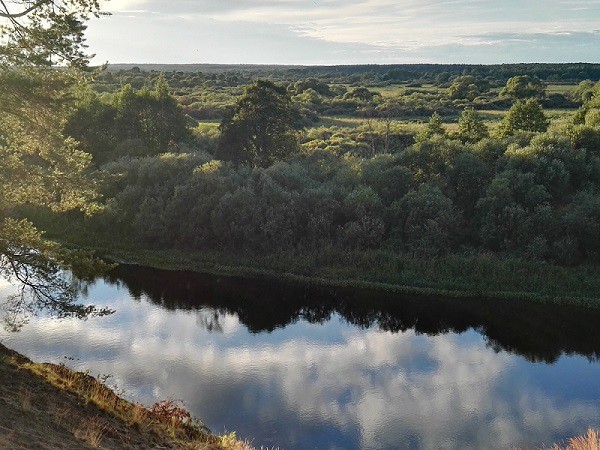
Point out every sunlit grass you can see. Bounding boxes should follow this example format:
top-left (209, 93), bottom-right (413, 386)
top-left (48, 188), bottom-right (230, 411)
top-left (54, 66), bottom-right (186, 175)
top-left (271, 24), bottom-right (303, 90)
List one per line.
top-left (88, 244), bottom-right (600, 308)
top-left (74, 416), bottom-right (107, 448)
top-left (196, 120), bottom-right (221, 126)
top-left (19, 360), bottom-right (248, 449)
top-left (546, 84), bottom-right (577, 95)
top-left (557, 428), bottom-right (600, 450)
top-left (519, 428), bottom-right (600, 450)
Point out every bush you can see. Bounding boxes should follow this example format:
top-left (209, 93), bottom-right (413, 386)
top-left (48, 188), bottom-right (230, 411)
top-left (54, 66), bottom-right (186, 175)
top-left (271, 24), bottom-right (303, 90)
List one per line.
top-left (389, 184), bottom-right (460, 256)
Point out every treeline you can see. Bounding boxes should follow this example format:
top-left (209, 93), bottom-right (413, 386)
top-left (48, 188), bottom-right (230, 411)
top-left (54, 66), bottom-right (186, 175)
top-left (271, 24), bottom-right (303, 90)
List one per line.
top-left (103, 63), bottom-right (600, 86)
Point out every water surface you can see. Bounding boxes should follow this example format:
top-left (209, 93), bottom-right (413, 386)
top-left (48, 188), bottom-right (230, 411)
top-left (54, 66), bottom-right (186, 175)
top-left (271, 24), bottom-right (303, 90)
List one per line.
top-left (1, 265), bottom-right (600, 449)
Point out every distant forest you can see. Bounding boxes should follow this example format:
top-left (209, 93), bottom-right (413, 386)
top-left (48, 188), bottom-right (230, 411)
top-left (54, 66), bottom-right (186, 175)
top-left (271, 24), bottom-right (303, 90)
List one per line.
top-left (104, 63), bottom-right (600, 84)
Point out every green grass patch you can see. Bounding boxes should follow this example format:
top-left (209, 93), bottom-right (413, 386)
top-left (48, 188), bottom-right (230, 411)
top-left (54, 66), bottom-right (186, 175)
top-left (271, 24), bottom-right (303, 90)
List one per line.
top-left (546, 84), bottom-right (577, 95)
top-left (63, 234), bottom-right (600, 309)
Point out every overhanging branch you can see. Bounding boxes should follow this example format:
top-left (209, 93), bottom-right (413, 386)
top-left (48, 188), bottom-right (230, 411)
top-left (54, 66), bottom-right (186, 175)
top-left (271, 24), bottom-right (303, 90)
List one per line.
top-left (0, 0), bottom-right (52, 19)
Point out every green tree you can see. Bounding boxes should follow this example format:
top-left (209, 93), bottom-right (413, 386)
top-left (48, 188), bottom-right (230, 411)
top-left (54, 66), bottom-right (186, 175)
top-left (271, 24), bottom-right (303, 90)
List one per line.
top-left (499, 75), bottom-right (546, 100)
top-left (0, 0), bottom-right (109, 323)
top-left (561, 190), bottom-right (600, 261)
top-left (447, 151), bottom-right (490, 217)
top-left (447, 76), bottom-right (487, 101)
top-left (415, 112), bottom-right (446, 142)
top-left (361, 156), bottom-right (413, 203)
top-left (389, 184), bottom-right (460, 256)
top-left (0, 1), bottom-right (102, 68)
top-left (135, 74), bottom-right (189, 150)
top-left (497, 99), bottom-right (549, 136)
top-left (572, 81), bottom-right (600, 126)
top-left (64, 90), bottom-right (119, 163)
top-left (344, 87), bottom-right (377, 102)
top-left (291, 78), bottom-right (333, 97)
top-left (66, 75), bottom-right (190, 164)
top-left (457, 108), bottom-right (489, 143)
top-left (573, 80), bottom-right (597, 103)
top-left (475, 163), bottom-right (560, 254)
top-left (0, 0), bottom-right (102, 212)
top-left (112, 76), bottom-right (189, 152)
top-left (216, 80), bottom-right (302, 167)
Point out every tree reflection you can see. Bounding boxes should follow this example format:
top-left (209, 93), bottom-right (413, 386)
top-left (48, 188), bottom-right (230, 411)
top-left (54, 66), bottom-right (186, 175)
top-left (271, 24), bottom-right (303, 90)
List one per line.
top-left (0, 253), bottom-right (113, 332)
top-left (195, 309), bottom-right (224, 333)
top-left (106, 264), bottom-right (600, 364)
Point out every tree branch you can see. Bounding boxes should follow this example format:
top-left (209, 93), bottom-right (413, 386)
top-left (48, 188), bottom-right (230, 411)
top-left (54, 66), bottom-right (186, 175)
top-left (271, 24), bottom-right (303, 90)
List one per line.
top-left (0, 0), bottom-right (52, 19)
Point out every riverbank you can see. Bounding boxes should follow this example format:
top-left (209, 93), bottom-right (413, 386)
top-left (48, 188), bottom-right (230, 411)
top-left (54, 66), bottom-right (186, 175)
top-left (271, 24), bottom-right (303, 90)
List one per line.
top-left (86, 244), bottom-right (600, 308)
top-left (0, 343), bottom-right (250, 449)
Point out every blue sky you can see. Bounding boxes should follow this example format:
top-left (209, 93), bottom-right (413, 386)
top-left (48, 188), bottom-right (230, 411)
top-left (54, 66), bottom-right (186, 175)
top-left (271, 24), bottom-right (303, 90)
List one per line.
top-left (87, 0), bottom-right (600, 64)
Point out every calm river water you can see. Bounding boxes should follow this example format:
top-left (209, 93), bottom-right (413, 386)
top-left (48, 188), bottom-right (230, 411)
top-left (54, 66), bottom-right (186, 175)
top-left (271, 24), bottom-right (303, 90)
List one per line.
top-left (1, 264), bottom-right (600, 449)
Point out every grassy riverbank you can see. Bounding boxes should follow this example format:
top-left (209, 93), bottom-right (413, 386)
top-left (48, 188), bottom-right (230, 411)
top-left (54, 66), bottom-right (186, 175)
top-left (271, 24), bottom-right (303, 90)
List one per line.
top-left (67, 237), bottom-right (600, 308)
top-left (0, 343), bottom-right (250, 449)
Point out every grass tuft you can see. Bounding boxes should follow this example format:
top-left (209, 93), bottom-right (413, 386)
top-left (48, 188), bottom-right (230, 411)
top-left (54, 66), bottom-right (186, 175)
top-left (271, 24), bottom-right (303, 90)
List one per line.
top-left (559, 428), bottom-right (600, 450)
top-left (74, 416), bottom-right (107, 448)
top-left (18, 387), bottom-right (33, 411)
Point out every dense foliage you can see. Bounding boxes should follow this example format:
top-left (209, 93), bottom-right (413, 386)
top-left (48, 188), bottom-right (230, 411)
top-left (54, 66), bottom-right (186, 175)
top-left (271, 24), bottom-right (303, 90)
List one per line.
top-left (215, 80), bottom-right (302, 167)
top-left (64, 104), bottom-right (600, 266)
top-left (65, 75), bottom-right (190, 164)
top-left (88, 64), bottom-right (589, 124)
top-left (11, 59), bottom-right (600, 295)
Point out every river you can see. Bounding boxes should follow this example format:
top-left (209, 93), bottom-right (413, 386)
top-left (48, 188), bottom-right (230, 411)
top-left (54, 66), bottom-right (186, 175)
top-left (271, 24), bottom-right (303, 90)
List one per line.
top-left (1, 264), bottom-right (599, 449)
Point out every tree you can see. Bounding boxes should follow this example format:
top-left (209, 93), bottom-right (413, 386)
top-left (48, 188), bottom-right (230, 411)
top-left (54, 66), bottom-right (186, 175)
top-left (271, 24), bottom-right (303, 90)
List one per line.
top-left (291, 78), bottom-right (333, 97)
top-left (64, 90), bottom-right (119, 163)
top-left (216, 80), bottom-right (302, 167)
top-left (123, 74), bottom-right (189, 151)
top-left (0, 0), bottom-right (109, 324)
top-left (0, 0), bottom-right (104, 210)
top-left (65, 75), bottom-right (190, 164)
top-left (447, 76), bottom-right (487, 101)
top-left (476, 170), bottom-right (552, 253)
top-left (389, 184), bottom-right (459, 256)
top-left (457, 108), bottom-right (489, 143)
top-left (415, 112), bottom-right (446, 142)
top-left (344, 87), bottom-right (376, 102)
top-left (573, 80), bottom-right (596, 103)
top-left (497, 99), bottom-right (549, 136)
top-left (499, 75), bottom-right (546, 100)
top-left (0, 0), bottom-right (103, 69)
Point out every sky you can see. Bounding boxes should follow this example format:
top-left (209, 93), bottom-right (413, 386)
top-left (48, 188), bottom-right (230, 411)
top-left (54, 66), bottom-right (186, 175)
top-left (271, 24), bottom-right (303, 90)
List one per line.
top-left (86, 0), bottom-right (600, 65)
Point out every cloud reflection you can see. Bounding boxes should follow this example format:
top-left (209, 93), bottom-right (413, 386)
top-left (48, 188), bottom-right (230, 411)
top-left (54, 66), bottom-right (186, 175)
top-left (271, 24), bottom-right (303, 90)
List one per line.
top-left (2, 277), bottom-right (600, 449)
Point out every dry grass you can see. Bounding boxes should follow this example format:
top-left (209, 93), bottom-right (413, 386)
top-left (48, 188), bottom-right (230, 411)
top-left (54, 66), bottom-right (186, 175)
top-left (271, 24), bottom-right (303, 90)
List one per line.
top-left (18, 387), bottom-right (33, 411)
top-left (128, 402), bottom-right (149, 426)
top-left (219, 432), bottom-right (258, 450)
top-left (550, 429), bottom-right (600, 450)
top-left (1, 342), bottom-right (255, 449)
top-left (21, 361), bottom-right (252, 449)
top-left (517, 429), bottom-right (600, 450)
top-left (52, 405), bottom-right (72, 426)
top-left (74, 416), bottom-right (108, 448)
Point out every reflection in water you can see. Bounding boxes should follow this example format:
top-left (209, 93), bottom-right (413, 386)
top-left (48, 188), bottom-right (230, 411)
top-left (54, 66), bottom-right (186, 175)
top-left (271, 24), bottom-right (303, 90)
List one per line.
top-left (1, 264), bottom-right (600, 449)
top-left (0, 257), bottom-right (112, 332)
top-left (107, 265), bottom-right (600, 363)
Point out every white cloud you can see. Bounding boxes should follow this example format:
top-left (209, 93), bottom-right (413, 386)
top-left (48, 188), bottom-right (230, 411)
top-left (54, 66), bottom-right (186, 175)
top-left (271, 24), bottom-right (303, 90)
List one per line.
top-left (86, 0), bottom-right (600, 63)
